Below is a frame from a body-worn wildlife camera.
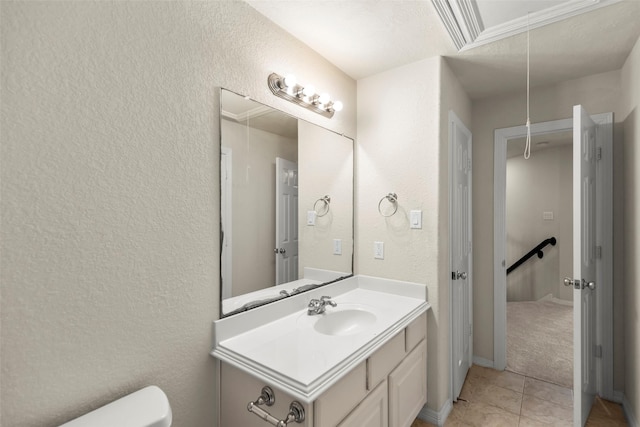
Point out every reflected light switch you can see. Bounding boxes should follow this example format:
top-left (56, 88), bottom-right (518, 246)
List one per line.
top-left (410, 210), bottom-right (422, 229)
top-left (307, 211), bottom-right (316, 226)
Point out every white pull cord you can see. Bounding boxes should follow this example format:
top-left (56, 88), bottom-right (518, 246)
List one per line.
top-left (524, 13), bottom-right (531, 160)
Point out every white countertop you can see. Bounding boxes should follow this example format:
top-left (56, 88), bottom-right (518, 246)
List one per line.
top-left (211, 275), bottom-right (430, 402)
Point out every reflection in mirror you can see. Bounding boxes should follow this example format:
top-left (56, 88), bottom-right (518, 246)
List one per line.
top-left (220, 89), bottom-right (354, 317)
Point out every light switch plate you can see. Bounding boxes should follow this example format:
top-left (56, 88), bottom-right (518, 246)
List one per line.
top-left (410, 210), bottom-right (422, 229)
top-left (543, 211), bottom-right (554, 221)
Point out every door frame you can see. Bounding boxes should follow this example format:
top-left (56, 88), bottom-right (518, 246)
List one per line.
top-left (449, 110), bottom-right (474, 402)
top-left (493, 113), bottom-right (613, 399)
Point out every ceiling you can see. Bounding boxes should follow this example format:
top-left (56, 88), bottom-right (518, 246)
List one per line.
top-left (246, 0), bottom-right (640, 100)
top-left (507, 130), bottom-right (572, 158)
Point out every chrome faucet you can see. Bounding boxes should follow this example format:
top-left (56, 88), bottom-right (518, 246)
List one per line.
top-left (307, 296), bottom-right (337, 315)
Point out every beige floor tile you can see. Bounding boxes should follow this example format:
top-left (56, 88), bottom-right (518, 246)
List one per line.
top-left (521, 395), bottom-right (573, 425)
top-left (446, 399), bottom-right (471, 424)
top-left (460, 401), bottom-right (520, 427)
top-left (470, 365), bottom-right (526, 393)
top-left (524, 377), bottom-right (573, 408)
top-left (472, 383), bottom-right (523, 415)
top-left (518, 415), bottom-right (572, 426)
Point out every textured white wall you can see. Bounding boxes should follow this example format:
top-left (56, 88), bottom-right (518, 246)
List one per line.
top-left (506, 145), bottom-right (572, 302)
top-left (356, 57), bottom-right (471, 413)
top-left (298, 121), bottom-right (354, 276)
top-left (357, 58), bottom-right (442, 411)
top-left (621, 35), bottom-right (640, 426)
top-left (471, 69), bottom-right (627, 389)
top-left (0, 2), bottom-right (355, 426)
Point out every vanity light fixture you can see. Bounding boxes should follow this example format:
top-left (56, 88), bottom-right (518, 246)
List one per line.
top-left (268, 73), bottom-right (343, 118)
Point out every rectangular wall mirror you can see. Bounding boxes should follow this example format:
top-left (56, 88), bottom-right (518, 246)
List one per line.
top-left (220, 89), bottom-right (354, 317)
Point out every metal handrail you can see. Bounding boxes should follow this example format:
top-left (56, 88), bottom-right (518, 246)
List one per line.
top-left (507, 237), bottom-right (557, 275)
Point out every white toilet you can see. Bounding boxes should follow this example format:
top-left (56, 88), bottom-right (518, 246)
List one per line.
top-left (59, 385), bottom-right (172, 427)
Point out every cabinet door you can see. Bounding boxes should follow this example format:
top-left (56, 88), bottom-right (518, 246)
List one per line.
top-left (388, 340), bottom-right (427, 427)
top-left (337, 379), bottom-right (388, 427)
top-left (314, 362), bottom-right (367, 427)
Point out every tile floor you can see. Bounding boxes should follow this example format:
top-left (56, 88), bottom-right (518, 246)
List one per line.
top-left (411, 365), bottom-right (628, 426)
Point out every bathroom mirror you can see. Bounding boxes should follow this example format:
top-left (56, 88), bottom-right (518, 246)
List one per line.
top-left (220, 89), bottom-right (354, 317)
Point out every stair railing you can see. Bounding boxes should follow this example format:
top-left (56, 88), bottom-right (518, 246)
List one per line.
top-left (506, 237), bottom-right (557, 275)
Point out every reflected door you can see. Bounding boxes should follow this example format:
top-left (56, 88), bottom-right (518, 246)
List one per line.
top-left (275, 157), bottom-right (298, 285)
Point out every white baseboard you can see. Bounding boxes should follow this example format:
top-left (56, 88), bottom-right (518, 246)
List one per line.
top-left (622, 393), bottom-right (639, 427)
top-left (418, 400), bottom-right (452, 427)
top-left (472, 356), bottom-right (494, 368)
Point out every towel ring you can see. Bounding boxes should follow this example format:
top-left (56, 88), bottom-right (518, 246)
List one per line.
top-left (378, 193), bottom-right (398, 217)
top-left (314, 195), bottom-right (331, 217)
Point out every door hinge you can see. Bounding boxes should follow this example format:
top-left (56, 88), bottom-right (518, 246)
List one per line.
top-left (596, 147), bottom-right (602, 161)
top-left (595, 245), bottom-right (602, 259)
top-left (594, 344), bottom-right (602, 358)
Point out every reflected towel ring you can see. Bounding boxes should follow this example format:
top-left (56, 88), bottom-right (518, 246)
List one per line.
top-left (378, 193), bottom-right (398, 217)
top-left (314, 195), bottom-right (331, 217)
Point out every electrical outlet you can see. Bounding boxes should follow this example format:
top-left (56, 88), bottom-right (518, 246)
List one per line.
top-left (333, 239), bottom-right (342, 255)
top-left (374, 241), bottom-right (384, 259)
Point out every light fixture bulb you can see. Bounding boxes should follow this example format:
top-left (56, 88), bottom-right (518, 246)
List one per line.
top-left (283, 74), bottom-right (297, 88)
top-left (302, 85), bottom-right (315, 97)
top-left (332, 101), bottom-right (343, 112)
top-left (318, 93), bottom-right (330, 105)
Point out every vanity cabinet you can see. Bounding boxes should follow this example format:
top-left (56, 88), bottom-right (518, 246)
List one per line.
top-left (219, 312), bottom-right (427, 427)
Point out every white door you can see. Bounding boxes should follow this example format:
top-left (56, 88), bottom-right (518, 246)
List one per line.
top-left (570, 105), bottom-right (598, 426)
top-left (449, 111), bottom-right (473, 400)
top-left (220, 147), bottom-right (232, 299)
top-left (275, 157), bottom-right (298, 285)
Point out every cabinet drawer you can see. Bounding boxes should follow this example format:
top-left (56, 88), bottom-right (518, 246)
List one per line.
top-left (367, 330), bottom-right (405, 390)
top-left (314, 362), bottom-right (367, 427)
top-left (388, 340), bottom-right (427, 427)
top-left (405, 312), bottom-right (427, 352)
top-left (337, 378), bottom-right (388, 427)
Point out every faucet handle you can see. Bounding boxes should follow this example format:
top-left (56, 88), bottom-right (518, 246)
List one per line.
top-left (320, 296), bottom-right (337, 307)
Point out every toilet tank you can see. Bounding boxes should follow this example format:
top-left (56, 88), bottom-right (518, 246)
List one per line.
top-left (59, 385), bottom-right (172, 427)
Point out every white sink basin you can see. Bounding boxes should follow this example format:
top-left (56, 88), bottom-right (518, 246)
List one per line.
top-left (313, 309), bottom-right (377, 336)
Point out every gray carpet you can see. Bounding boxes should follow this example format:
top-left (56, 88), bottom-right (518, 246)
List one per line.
top-left (506, 300), bottom-right (573, 388)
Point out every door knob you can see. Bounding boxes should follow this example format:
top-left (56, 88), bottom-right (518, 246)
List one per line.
top-left (452, 271), bottom-right (467, 280)
top-left (273, 248), bottom-right (286, 254)
top-left (563, 277), bottom-right (595, 290)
